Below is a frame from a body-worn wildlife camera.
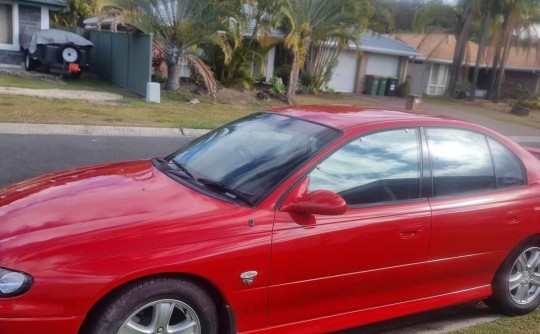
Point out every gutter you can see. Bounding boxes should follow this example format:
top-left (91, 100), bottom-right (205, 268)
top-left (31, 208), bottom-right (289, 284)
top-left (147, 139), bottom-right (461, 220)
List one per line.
top-left (358, 45), bottom-right (420, 58)
top-left (18, 0), bottom-right (67, 10)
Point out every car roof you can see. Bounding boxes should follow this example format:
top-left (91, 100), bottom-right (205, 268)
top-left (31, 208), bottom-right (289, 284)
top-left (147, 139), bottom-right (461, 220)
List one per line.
top-left (269, 105), bottom-right (447, 130)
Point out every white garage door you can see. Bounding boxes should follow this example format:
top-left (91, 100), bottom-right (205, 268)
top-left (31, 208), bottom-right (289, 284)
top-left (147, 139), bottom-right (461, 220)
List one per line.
top-left (328, 51), bottom-right (358, 93)
top-left (366, 54), bottom-right (399, 77)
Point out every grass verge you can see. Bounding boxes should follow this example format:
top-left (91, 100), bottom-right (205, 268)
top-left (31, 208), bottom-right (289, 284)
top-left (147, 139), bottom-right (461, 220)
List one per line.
top-left (453, 309), bottom-right (540, 334)
top-left (1, 73), bottom-right (539, 130)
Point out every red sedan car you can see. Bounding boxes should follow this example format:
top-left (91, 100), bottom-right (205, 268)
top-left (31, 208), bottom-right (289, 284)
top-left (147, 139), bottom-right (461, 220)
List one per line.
top-left (1, 106), bottom-right (540, 334)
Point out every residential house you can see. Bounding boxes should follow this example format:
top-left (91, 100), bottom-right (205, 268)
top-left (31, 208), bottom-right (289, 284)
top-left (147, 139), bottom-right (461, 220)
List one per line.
top-left (393, 33), bottom-right (540, 96)
top-left (0, 0), bottom-right (67, 67)
top-left (489, 46), bottom-right (540, 96)
top-left (242, 17), bottom-right (284, 83)
top-left (327, 31), bottom-right (419, 93)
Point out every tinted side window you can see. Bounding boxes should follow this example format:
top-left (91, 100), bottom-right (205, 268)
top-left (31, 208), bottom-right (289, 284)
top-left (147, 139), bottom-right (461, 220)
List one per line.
top-left (487, 138), bottom-right (526, 188)
top-left (308, 128), bottom-right (421, 206)
top-left (427, 128), bottom-right (495, 197)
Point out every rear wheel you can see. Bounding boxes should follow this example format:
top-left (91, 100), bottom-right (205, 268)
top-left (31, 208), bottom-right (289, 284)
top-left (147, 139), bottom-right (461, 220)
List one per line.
top-left (24, 52), bottom-right (36, 71)
top-left (91, 277), bottom-right (219, 334)
top-left (488, 240), bottom-right (540, 315)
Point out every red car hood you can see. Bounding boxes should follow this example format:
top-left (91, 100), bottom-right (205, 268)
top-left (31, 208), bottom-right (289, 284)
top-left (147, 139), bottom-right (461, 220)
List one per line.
top-left (0, 160), bottom-right (243, 268)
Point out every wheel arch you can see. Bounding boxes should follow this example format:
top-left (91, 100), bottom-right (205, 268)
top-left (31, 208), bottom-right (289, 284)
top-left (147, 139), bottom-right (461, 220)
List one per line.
top-left (491, 233), bottom-right (540, 283)
top-left (77, 272), bottom-right (234, 334)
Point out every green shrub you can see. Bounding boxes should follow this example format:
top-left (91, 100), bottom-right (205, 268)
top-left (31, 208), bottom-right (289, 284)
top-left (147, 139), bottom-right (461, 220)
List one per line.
top-left (324, 86), bottom-right (336, 95)
top-left (275, 65), bottom-right (292, 85)
top-left (396, 78), bottom-right (411, 98)
top-left (300, 72), bottom-right (313, 88)
top-left (269, 77), bottom-right (286, 95)
top-left (520, 98), bottom-right (540, 110)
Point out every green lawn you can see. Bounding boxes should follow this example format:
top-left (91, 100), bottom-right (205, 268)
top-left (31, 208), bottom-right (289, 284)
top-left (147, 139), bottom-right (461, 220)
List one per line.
top-left (0, 74), bottom-right (273, 128)
top-left (454, 309), bottom-right (540, 334)
top-left (0, 73), bottom-right (538, 130)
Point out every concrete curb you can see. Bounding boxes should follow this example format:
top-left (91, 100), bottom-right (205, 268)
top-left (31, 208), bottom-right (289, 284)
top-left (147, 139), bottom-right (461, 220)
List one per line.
top-left (0, 123), bottom-right (536, 144)
top-left (0, 123), bottom-right (211, 138)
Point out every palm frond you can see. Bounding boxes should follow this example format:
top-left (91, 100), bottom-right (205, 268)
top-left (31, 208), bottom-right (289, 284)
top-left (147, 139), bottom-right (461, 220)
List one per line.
top-left (187, 55), bottom-right (218, 100)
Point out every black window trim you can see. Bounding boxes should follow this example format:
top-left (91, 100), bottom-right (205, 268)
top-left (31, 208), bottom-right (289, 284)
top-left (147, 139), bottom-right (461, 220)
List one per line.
top-left (424, 126), bottom-right (528, 200)
top-left (277, 126), bottom-right (426, 211)
top-left (420, 127), bottom-right (434, 198)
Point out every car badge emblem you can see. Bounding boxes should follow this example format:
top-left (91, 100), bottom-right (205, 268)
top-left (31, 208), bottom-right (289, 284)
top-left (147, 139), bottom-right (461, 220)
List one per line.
top-left (240, 271), bottom-right (258, 285)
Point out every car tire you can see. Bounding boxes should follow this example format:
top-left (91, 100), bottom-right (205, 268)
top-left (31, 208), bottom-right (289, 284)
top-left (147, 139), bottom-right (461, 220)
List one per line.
top-left (24, 52), bottom-right (36, 71)
top-left (487, 238), bottom-right (540, 315)
top-left (90, 277), bottom-right (219, 334)
top-left (58, 43), bottom-right (81, 64)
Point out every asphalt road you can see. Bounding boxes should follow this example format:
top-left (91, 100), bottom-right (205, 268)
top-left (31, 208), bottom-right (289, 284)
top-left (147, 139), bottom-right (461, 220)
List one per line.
top-left (0, 134), bottom-right (191, 188)
top-left (1, 133), bottom-right (539, 189)
top-left (0, 133), bottom-right (539, 334)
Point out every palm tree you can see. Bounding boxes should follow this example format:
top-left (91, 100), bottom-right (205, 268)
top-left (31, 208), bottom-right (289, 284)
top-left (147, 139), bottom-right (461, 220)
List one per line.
top-left (211, 0), bottom-right (282, 88)
top-left (469, 0), bottom-right (498, 100)
top-left (488, 0), bottom-right (540, 101)
top-left (412, 0), bottom-right (478, 98)
top-left (279, 0), bottom-right (370, 105)
top-left (98, 0), bottom-right (244, 95)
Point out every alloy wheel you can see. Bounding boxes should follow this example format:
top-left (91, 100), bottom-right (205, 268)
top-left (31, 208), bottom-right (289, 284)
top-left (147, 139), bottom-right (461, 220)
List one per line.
top-left (117, 299), bottom-right (201, 334)
top-left (509, 247), bottom-right (540, 305)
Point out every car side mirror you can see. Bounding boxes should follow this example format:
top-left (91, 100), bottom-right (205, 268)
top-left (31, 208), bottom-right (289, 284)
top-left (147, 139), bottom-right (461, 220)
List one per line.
top-left (283, 190), bottom-right (347, 216)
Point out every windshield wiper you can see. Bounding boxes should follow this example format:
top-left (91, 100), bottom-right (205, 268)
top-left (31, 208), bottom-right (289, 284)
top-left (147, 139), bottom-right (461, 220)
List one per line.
top-left (153, 158), bottom-right (197, 181)
top-left (197, 178), bottom-right (255, 206)
top-left (170, 160), bottom-right (196, 180)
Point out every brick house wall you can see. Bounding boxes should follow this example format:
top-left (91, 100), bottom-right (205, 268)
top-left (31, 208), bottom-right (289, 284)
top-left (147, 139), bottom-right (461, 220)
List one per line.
top-left (354, 52), bottom-right (369, 94)
top-left (502, 70), bottom-right (540, 96)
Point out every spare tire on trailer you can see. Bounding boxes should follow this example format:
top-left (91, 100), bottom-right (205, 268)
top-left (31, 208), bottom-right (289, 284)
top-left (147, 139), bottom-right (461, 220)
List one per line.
top-left (58, 43), bottom-right (81, 64)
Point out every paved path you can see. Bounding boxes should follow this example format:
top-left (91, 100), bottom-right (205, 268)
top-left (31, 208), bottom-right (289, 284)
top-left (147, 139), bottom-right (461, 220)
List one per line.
top-left (0, 86), bottom-right (123, 101)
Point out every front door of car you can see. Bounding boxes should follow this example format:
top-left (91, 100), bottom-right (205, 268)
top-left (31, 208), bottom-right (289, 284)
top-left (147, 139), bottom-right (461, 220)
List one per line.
top-left (268, 128), bottom-right (432, 326)
top-left (423, 128), bottom-right (532, 297)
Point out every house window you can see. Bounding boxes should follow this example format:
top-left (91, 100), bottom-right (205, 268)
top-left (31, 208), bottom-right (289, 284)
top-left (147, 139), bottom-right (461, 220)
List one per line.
top-left (0, 4), bottom-right (14, 45)
top-left (0, 2), bottom-right (18, 51)
top-left (426, 64), bottom-right (449, 96)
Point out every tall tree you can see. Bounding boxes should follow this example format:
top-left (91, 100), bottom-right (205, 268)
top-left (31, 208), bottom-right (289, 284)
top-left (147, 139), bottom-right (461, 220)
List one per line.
top-left (488, 0), bottom-right (540, 101)
top-left (279, 0), bottom-right (371, 105)
top-left (413, 0), bottom-right (478, 97)
top-left (209, 0), bottom-right (282, 88)
top-left (446, 0), bottom-right (476, 97)
top-left (98, 0), bottom-right (244, 93)
top-left (469, 0), bottom-right (496, 100)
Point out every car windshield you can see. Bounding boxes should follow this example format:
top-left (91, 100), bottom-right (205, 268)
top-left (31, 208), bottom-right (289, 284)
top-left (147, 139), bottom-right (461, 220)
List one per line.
top-left (167, 112), bottom-right (340, 205)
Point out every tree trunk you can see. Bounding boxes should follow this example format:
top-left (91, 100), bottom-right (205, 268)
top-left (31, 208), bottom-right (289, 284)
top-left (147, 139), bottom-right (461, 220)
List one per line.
top-left (469, 3), bottom-right (491, 100)
top-left (493, 14), bottom-right (514, 101)
top-left (488, 14), bottom-right (512, 100)
top-left (447, 0), bottom-right (476, 97)
top-left (287, 49), bottom-right (300, 105)
top-left (164, 43), bottom-right (181, 91)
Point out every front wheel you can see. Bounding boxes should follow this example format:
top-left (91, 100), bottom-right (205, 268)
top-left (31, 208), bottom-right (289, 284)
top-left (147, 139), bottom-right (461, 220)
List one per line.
top-left (90, 277), bottom-right (219, 334)
top-left (488, 241), bottom-right (540, 315)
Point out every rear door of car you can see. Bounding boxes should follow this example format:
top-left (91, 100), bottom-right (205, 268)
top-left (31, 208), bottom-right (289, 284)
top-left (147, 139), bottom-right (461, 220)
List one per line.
top-left (423, 127), bottom-right (533, 297)
top-left (268, 127), bottom-right (433, 326)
